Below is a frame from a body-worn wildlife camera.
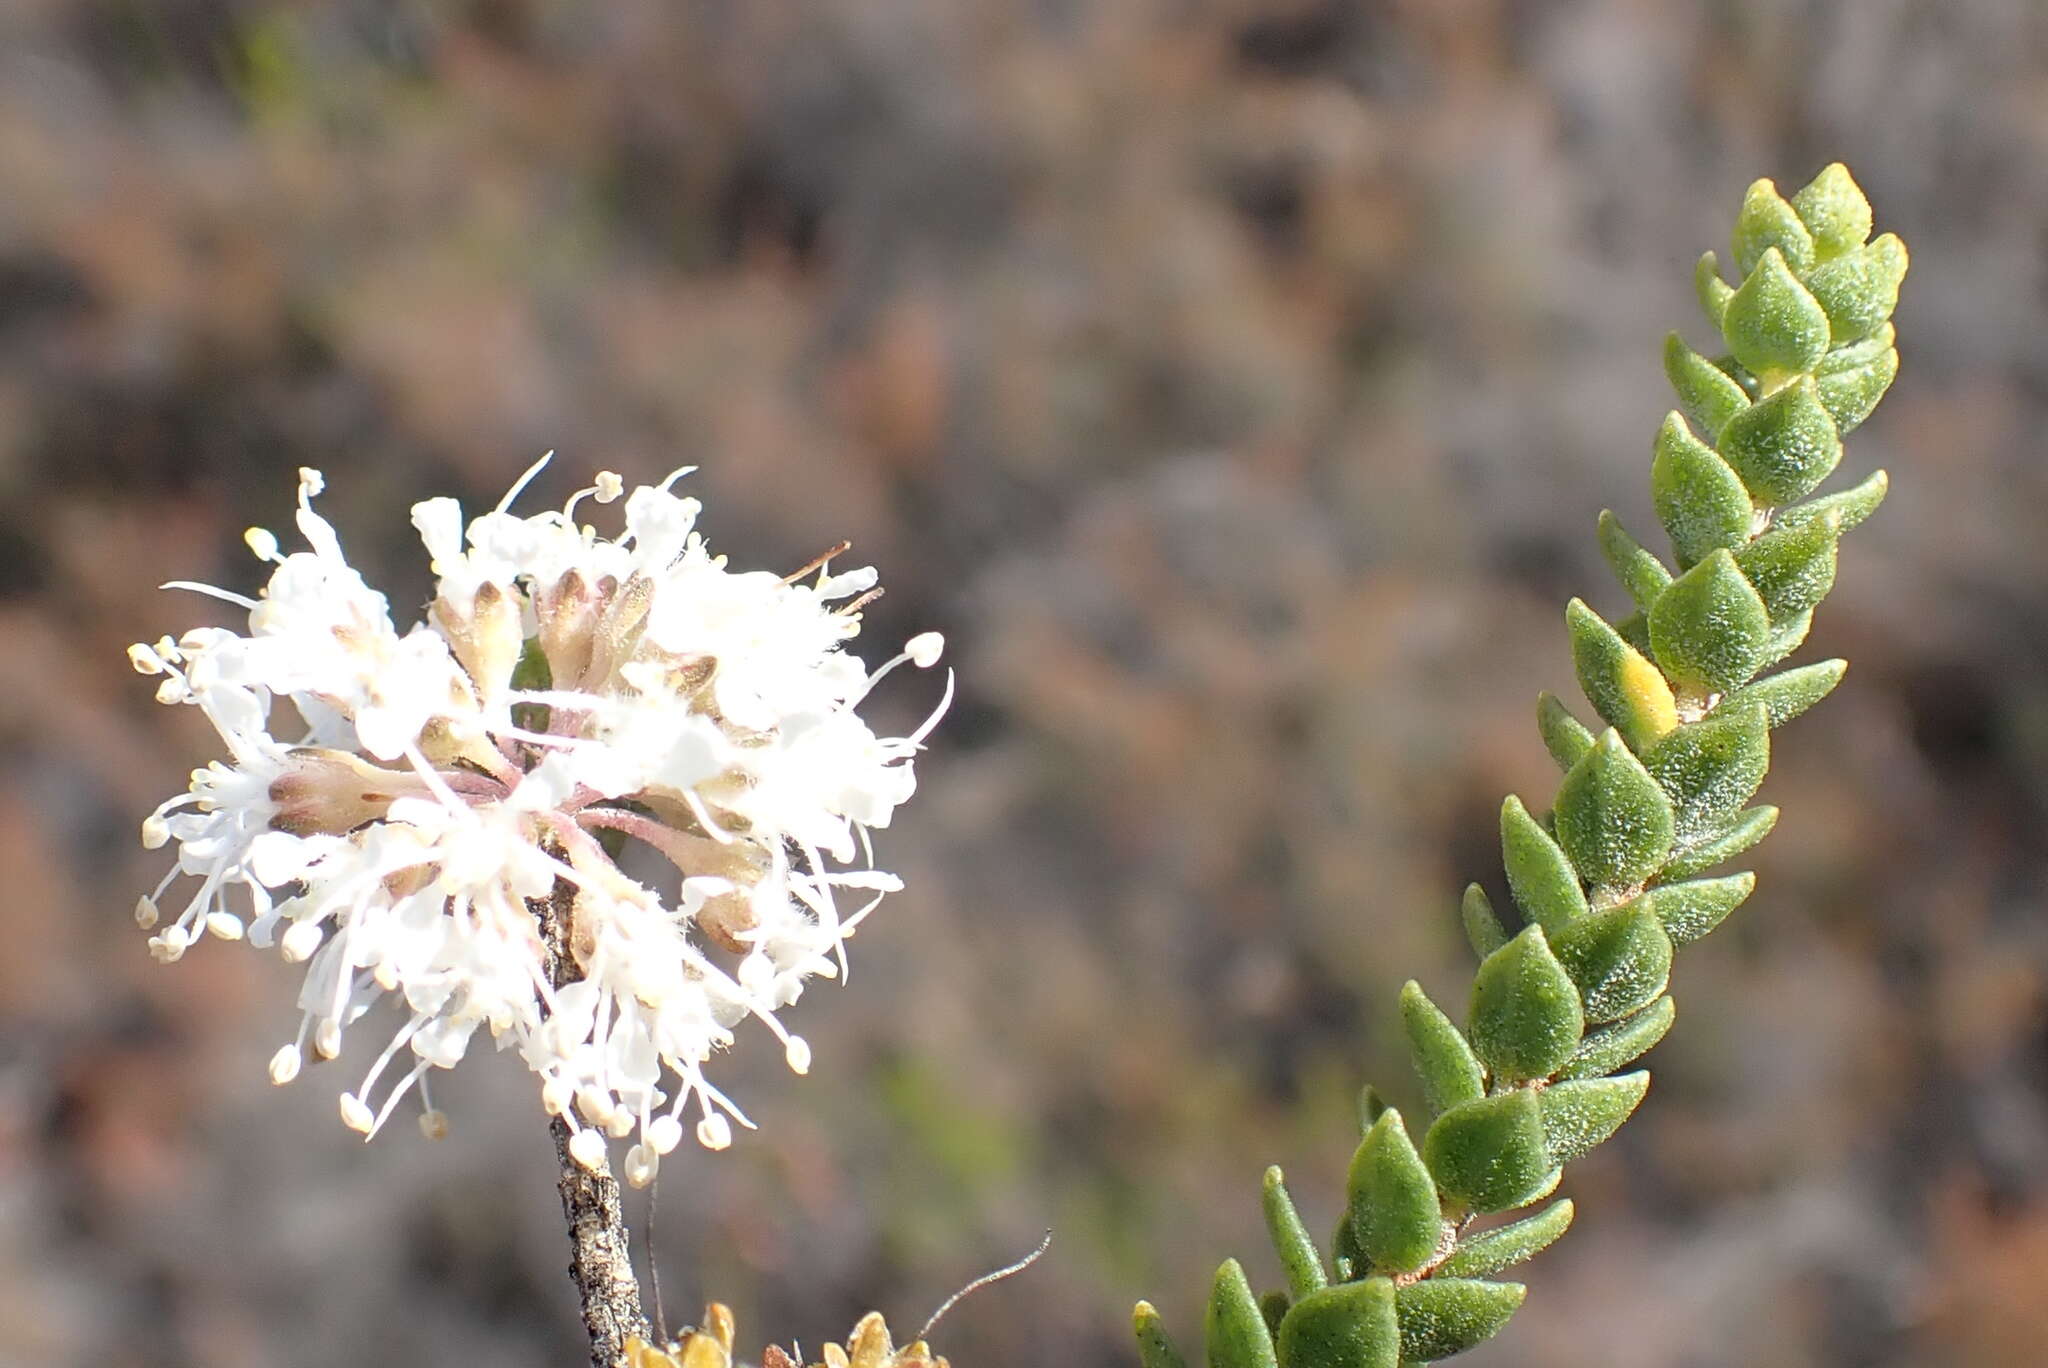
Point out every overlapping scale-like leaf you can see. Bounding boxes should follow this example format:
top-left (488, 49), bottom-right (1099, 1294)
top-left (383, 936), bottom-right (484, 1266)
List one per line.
top-left (1133, 162), bottom-right (1903, 1368)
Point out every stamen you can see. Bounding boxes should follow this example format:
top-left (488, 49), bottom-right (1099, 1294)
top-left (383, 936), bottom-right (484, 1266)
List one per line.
top-left (568, 1127), bottom-right (607, 1170)
top-left (497, 452), bottom-right (554, 514)
top-left (356, 1013), bottom-right (428, 1105)
top-left (837, 586), bottom-right (884, 616)
top-left (365, 1060), bottom-right (432, 1139)
top-left (339, 1092), bottom-right (374, 1133)
top-left (680, 789), bottom-right (736, 844)
top-left (160, 581), bottom-right (261, 610)
top-left (844, 633), bottom-right (947, 710)
top-left (646, 1114), bottom-right (683, 1154)
top-left (783, 540), bottom-right (853, 584)
top-left (906, 669), bottom-right (956, 747)
top-left (563, 471), bottom-right (626, 523)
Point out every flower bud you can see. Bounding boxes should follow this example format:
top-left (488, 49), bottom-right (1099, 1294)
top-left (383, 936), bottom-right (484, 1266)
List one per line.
top-left (431, 579), bottom-right (525, 710)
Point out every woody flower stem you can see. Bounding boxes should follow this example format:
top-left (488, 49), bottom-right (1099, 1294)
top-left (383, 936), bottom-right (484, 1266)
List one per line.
top-left (537, 873), bottom-right (651, 1366)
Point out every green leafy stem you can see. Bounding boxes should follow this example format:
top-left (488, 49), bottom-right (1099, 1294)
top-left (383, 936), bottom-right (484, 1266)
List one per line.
top-left (1132, 164), bottom-right (1908, 1368)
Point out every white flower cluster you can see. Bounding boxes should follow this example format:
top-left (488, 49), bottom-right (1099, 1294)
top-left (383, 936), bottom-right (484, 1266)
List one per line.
top-left (129, 460), bottom-right (945, 1183)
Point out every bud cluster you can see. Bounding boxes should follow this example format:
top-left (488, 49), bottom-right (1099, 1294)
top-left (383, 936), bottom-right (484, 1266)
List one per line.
top-left (625, 1301), bottom-right (950, 1368)
top-left (131, 460), bottom-right (946, 1181)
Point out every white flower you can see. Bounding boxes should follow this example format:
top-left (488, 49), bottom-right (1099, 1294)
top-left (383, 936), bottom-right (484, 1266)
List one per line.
top-left (131, 457), bottom-right (948, 1179)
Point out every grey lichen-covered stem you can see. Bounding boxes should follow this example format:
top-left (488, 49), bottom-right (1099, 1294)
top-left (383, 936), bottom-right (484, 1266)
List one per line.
top-left (536, 876), bottom-right (652, 1367)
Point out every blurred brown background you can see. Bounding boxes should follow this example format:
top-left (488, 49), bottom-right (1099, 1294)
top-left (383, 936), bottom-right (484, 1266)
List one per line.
top-left (2, 2), bottom-right (2045, 1365)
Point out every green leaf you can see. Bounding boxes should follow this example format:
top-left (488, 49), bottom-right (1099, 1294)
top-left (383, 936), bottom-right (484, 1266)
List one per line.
top-left (1538, 1072), bottom-right (1650, 1165)
top-left (1732, 178), bottom-right (1815, 276)
top-left (1651, 412), bottom-right (1754, 569)
top-left (1816, 322), bottom-right (1895, 375)
top-left (1358, 1084), bottom-right (1390, 1132)
top-left (1775, 469), bottom-right (1888, 535)
top-left (1662, 805), bottom-right (1779, 880)
top-left (1553, 730), bottom-right (1677, 890)
top-left (1643, 704), bottom-right (1771, 841)
top-left (1401, 982), bottom-right (1486, 1115)
top-left (1597, 511), bottom-right (1673, 615)
top-left (1207, 1259), bottom-right (1279, 1368)
top-left (1550, 902), bottom-right (1673, 1024)
top-left (1710, 352), bottom-right (1762, 398)
top-left (1469, 926), bottom-right (1585, 1083)
top-left (1261, 1293), bottom-right (1291, 1343)
top-left (1348, 1110), bottom-right (1447, 1275)
top-left (1802, 233), bottom-right (1908, 346)
top-left (1499, 796), bottom-right (1587, 932)
top-left (1814, 345), bottom-right (1899, 435)
top-left (1648, 550), bottom-right (1772, 695)
top-left (1460, 884), bottom-right (1508, 960)
top-left (1735, 515), bottom-right (1840, 624)
top-left (1135, 1302), bottom-right (1191, 1368)
top-left (1393, 1280), bottom-right (1526, 1362)
top-left (1537, 691), bottom-right (1595, 772)
top-left (1560, 996), bottom-right (1676, 1079)
top-left (1719, 659), bottom-right (1847, 729)
top-left (1717, 377), bottom-right (1843, 506)
top-left (1695, 251), bottom-right (1733, 329)
top-left (1566, 598), bottom-right (1680, 752)
top-left (1616, 608), bottom-right (1653, 657)
top-left (1263, 1167), bottom-right (1328, 1301)
top-left (1523, 1167), bottom-right (1565, 1216)
top-left (1435, 1200), bottom-right (1575, 1278)
top-left (1628, 872), bottom-right (1756, 945)
top-left (1760, 606), bottom-right (1814, 669)
top-left (1664, 332), bottom-right (1752, 439)
top-left (1333, 1207), bottom-right (1365, 1280)
top-left (1276, 1280), bottom-right (1399, 1368)
top-left (1721, 247), bottom-right (1831, 380)
top-left (1790, 162), bottom-right (1873, 260)
top-left (1422, 1090), bottom-right (1555, 1214)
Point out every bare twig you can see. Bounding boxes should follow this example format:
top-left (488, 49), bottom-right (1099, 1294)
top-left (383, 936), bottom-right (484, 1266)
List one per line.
top-left (535, 876), bottom-right (651, 1366)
